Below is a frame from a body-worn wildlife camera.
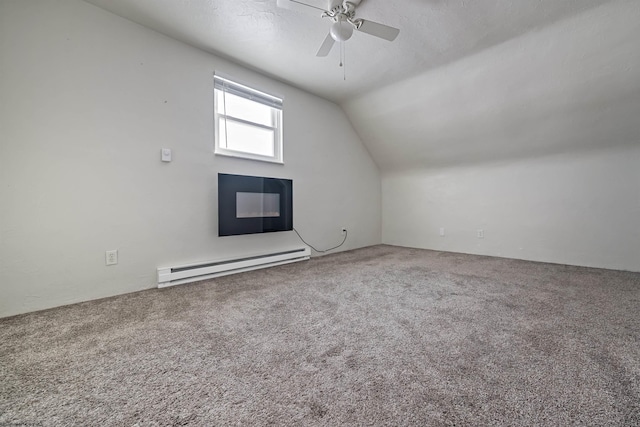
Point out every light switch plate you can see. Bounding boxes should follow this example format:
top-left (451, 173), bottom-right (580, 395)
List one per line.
top-left (161, 148), bottom-right (172, 162)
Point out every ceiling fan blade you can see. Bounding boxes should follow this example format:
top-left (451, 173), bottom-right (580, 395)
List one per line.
top-left (316, 33), bottom-right (335, 57)
top-left (276, 0), bottom-right (326, 16)
top-left (356, 19), bottom-right (400, 41)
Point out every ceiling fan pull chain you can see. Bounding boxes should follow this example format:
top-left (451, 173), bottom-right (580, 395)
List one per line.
top-left (343, 43), bottom-right (347, 81)
top-left (339, 41), bottom-right (347, 80)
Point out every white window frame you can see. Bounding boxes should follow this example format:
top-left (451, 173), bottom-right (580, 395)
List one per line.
top-left (214, 74), bottom-right (284, 164)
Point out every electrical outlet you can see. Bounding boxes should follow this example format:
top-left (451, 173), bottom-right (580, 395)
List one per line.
top-left (477, 229), bottom-right (484, 239)
top-left (341, 227), bottom-right (347, 234)
top-left (439, 227), bottom-right (445, 237)
top-left (106, 250), bottom-right (118, 266)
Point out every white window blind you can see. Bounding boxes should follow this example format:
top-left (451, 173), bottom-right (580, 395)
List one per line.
top-left (214, 76), bottom-right (283, 110)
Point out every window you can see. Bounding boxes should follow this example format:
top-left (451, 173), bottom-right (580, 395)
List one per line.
top-left (214, 75), bottom-right (283, 163)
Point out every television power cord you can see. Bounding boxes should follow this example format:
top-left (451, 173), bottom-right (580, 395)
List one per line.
top-left (293, 227), bottom-right (347, 253)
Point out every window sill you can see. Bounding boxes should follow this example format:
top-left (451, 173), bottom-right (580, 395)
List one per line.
top-left (214, 150), bottom-right (284, 165)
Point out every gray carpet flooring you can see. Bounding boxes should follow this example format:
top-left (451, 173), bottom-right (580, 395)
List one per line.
top-left (1, 245), bottom-right (639, 426)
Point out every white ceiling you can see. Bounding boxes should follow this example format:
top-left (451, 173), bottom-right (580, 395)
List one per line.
top-left (84, 0), bottom-right (610, 104)
top-left (83, 0), bottom-right (639, 170)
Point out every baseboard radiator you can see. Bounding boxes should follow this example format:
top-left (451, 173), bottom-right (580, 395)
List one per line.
top-left (157, 247), bottom-right (310, 288)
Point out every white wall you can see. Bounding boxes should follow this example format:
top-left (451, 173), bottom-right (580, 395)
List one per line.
top-left (0, 0), bottom-right (381, 318)
top-left (350, 1), bottom-right (640, 272)
top-left (383, 145), bottom-right (640, 272)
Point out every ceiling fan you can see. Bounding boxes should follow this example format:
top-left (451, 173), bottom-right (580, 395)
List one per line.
top-left (277, 0), bottom-right (400, 57)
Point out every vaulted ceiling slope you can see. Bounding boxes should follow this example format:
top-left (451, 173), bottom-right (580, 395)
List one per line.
top-left (85, 0), bottom-right (640, 170)
top-left (343, 1), bottom-right (640, 170)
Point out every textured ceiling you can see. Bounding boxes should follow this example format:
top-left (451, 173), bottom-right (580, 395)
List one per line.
top-left (83, 0), bottom-right (638, 170)
top-left (343, 0), bottom-right (640, 170)
top-left (83, 0), bottom-right (611, 104)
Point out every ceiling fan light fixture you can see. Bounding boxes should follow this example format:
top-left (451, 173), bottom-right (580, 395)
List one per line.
top-left (330, 18), bottom-right (353, 42)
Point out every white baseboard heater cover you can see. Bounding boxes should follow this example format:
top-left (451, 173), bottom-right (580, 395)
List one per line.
top-left (157, 247), bottom-right (310, 288)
